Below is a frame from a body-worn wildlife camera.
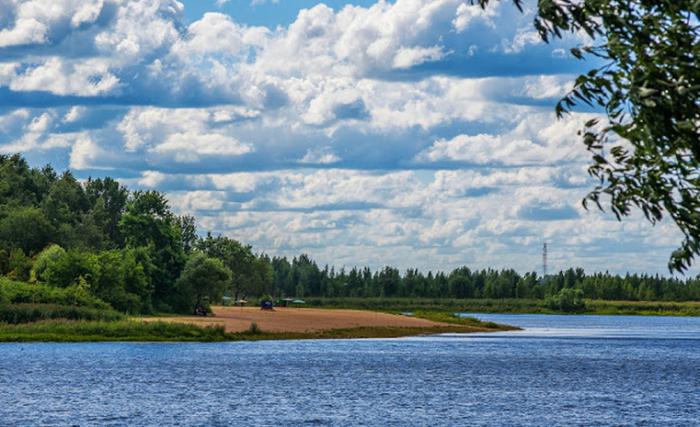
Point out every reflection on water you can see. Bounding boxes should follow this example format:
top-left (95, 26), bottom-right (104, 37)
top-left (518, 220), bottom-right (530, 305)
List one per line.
top-left (1, 314), bottom-right (699, 426)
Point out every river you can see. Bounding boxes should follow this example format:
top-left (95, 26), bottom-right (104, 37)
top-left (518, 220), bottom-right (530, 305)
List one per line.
top-left (1, 314), bottom-right (699, 426)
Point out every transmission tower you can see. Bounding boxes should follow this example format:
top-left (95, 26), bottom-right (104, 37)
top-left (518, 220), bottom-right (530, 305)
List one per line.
top-left (542, 242), bottom-right (548, 278)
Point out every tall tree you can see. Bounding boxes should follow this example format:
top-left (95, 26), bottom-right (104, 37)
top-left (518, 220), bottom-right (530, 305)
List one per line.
top-left (173, 253), bottom-right (232, 313)
top-left (119, 191), bottom-right (186, 310)
top-left (196, 234), bottom-right (269, 299)
top-left (85, 177), bottom-right (128, 246)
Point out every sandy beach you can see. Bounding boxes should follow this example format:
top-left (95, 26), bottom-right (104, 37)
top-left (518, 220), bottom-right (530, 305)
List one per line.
top-left (142, 306), bottom-right (450, 333)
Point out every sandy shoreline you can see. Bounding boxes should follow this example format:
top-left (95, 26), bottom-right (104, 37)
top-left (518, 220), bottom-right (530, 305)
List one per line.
top-left (141, 306), bottom-right (451, 333)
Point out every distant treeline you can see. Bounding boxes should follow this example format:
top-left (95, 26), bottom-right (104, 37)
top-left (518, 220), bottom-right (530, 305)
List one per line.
top-left (268, 257), bottom-right (700, 302)
top-left (1, 154), bottom-right (699, 317)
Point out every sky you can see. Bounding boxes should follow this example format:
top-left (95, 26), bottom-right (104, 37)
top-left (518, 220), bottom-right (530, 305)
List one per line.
top-left (0, 0), bottom-right (687, 275)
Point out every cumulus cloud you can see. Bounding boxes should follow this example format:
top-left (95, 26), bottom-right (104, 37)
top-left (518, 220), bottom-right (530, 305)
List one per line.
top-left (0, 17), bottom-right (47, 47)
top-left (415, 112), bottom-right (596, 166)
top-left (149, 132), bottom-right (252, 163)
top-left (69, 134), bottom-right (105, 169)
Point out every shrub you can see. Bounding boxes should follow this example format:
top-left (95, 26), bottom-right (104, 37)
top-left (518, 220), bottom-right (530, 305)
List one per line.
top-left (546, 288), bottom-right (586, 312)
top-left (7, 249), bottom-right (32, 282)
top-left (30, 244), bottom-right (66, 283)
top-left (247, 322), bottom-right (261, 334)
top-left (0, 303), bottom-right (122, 324)
top-left (43, 250), bottom-right (99, 288)
top-left (0, 277), bottom-right (110, 310)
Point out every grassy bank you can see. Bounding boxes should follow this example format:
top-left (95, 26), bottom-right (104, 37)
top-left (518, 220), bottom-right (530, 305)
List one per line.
top-left (237, 323), bottom-right (513, 341)
top-left (0, 320), bottom-right (236, 342)
top-left (0, 311), bottom-right (514, 342)
top-left (300, 297), bottom-right (700, 316)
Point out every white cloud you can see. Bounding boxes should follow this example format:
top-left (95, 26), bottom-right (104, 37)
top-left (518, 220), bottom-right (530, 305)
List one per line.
top-left (0, 17), bottom-right (47, 47)
top-left (63, 106), bottom-right (86, 123)
top-left (392, 46), bottom-right (445, 69)
top-left (69, 134), bottom-right (104, 169)
top-left (170, 12), bottom-right (268, 57)
top-left (503, 28), bottom-right (541, 54)
top-left (10, 57), bottom-right (120, 96)
top-left (299, 147), bottom-right (341, 165)
top-left (415, 112), bottom-right (597, 165)
top-left (149, 132), bottom-right (252, 163)
top-left (453, 2), bottom-right (498, 32)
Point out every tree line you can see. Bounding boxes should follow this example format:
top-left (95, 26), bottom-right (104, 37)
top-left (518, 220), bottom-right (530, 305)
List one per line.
top-left (2, 154), bottom-right (700, 315)
top-left (0, 154), bottom-right (269, 313)
top-left (268, 258), bottom-right (700, 302)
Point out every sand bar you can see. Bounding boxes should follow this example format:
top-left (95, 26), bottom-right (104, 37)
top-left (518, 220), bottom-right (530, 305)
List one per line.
top-left (142, 306), bottom-right (449, 333)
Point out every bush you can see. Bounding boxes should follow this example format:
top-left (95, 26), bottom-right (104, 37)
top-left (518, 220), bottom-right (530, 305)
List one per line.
top-left (30, 244), bottom-right (66, 283)
top-left (7, 249), bottom-right (32, 282)
top-left (546, 288), bottom-right (586, 312)
top-left (0, 303), bottom-right (123, 324)
top-left (247, 322), bottom-right (261, 334)
top-left (0, 320), bottom-right (234, 342)
top-left (43, 250), bottom-right (99, 288)
top-left (0, 277), bottom-right (110, 310)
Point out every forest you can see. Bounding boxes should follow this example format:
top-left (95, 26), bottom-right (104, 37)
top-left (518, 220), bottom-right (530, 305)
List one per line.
top-left (2, 153), bottom-right (700, 317)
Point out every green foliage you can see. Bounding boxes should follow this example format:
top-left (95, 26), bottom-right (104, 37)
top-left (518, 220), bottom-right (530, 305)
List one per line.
top-left (0, 207), bottom-right (53, 255)
top-left (43, 250), bottom-right (99, 288)
top-left (197, 234), bottom-right (271, 298)
top-left (0, 277), bottom-right (110, 309)
top-left (119, 191), bottom-right (186, 306)
top-left (84, 177), bottom-right (128, 246)
top-left (93, 250), bottom-right (152, 313)
top-left (546, 288), bottom-right (586, 313)
top-left (173, 253), bottom-right (232, 313)
top-left (0, 303), bottom-right (122, 324)
top-left (176, 215), bottom-right (197, 254)
top-left (30, 244), bottom-right (66, 283)
top-left (7, 249), bottom-right (32, 282)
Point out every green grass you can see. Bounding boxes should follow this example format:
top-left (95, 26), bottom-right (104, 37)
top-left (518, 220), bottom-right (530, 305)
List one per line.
top-left (586, 299), bottom-right (700, 316)
top-left (410, 310), bottom-right (514, 330)
top-left (301, 297), bottom-right (700, 316)
top-left (0, 320), bottom-right (235, 342)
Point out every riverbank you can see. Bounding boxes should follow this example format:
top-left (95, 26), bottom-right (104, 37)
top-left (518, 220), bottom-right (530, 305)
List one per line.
top-left (298, 297), bottom-right (700, 316)
top-left (0, 307), bottom-right (514, 342)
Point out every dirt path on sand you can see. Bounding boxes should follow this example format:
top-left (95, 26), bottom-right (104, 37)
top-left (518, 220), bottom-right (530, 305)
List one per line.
top-left (141, 306), bottom-right (449, 333)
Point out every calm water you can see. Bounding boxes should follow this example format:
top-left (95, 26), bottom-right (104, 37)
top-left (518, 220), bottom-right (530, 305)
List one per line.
top-left (2, 314), bottom-right (700, 426)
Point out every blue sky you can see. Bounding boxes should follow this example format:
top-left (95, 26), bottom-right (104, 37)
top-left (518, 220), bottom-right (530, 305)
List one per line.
top-left (0, 0), bottom-right (685, 275)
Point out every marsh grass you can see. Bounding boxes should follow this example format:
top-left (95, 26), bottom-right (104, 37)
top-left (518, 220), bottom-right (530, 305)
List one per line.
top-left (301, 297), bottom-right (700, 316)
top-left (0, 303), bottom-right (123, 324)
top-left (410, 311), bottom-right (514, 330)
top-left (0, 320), bottom-right (234, 342)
